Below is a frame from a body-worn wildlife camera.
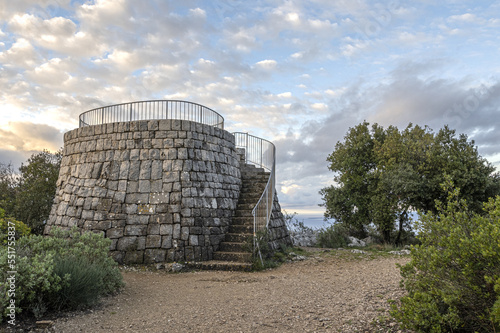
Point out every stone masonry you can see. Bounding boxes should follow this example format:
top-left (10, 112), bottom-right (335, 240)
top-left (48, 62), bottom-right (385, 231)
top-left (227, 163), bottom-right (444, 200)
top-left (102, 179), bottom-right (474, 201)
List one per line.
top-left (45, 119), bottom-right (242, 264)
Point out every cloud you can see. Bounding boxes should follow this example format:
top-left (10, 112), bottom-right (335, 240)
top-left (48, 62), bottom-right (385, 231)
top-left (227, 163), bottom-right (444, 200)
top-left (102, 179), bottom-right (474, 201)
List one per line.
top-left (0, 122), bottom-right (63, 154)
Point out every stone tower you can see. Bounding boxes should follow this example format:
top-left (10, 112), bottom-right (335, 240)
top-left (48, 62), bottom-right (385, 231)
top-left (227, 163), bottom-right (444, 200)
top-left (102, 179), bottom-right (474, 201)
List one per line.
top-left (45, 101), bottom-right (291, 265)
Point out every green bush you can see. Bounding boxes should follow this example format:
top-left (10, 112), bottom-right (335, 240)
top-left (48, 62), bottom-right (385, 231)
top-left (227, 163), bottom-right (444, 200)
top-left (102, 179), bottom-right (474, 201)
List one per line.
top-left (49, 255), bottom-right (105, 311)
top-left (316, 223), bottom-right (349, 248)
top-left (0, 208), bottom-right (31, 244)
top-left (391, 181), bottom-right (500, 332)
top-left (0, 227), bottom-right (123, 320)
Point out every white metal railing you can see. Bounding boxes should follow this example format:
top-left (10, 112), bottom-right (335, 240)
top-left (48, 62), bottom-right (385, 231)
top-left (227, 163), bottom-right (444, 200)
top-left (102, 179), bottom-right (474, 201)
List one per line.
top-left (233, 132), bottom-right (276, 260)
top-left (79, 100), bottom-right (224, 129)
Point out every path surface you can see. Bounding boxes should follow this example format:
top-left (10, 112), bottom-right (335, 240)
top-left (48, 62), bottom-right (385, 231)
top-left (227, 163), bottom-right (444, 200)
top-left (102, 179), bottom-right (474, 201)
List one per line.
top-left (50, 249), bottom-right (411, 332)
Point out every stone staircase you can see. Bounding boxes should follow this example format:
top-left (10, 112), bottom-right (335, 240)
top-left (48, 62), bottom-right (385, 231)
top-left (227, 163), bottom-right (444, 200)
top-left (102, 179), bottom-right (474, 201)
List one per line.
top-left (190, 162), bottom-right (270, 271)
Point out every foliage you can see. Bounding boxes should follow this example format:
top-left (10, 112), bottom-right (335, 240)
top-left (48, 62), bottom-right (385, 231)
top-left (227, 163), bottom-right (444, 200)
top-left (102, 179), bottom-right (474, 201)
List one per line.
top-left (15, 149), bottom-right (62, 234)
top-left (284, 211), bottom-right (315, 234)
top-left (0, 163), bottom-right (18, 215)
top-left (321, 122), bottom-right (500, 244)
top-left (391, 180), bottom-right (500, 332)
top-left (316, 223), bottom-right (348, 248)
top-left (49, 255), bottom-right (106, 311)
top-left (0, 227), bottom-right (123, 320)
top-left (0, 208), bottom-right (31, 244)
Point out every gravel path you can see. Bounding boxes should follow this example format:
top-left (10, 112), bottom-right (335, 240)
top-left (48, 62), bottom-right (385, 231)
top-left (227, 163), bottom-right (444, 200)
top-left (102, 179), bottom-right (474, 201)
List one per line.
top-left (48, 249), bottom-right (411, 332)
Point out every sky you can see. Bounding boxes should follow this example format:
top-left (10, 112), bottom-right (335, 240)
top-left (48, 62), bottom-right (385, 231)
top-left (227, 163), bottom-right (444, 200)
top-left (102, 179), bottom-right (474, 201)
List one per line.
top-left (1, 0), bottom-right (499, 228)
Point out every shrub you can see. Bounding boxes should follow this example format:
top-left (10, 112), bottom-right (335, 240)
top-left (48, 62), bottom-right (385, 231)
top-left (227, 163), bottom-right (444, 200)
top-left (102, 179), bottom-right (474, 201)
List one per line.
top-left (316, 223), bottom-right (349, 248)
top-left (0, 208), bottom-right (31, 244)
top-left (0, 227), bottom-right (123, 320)
top-left (49, 255), bottom-right (105, 311)
top-left (391, 181), bottom-right (500, 332)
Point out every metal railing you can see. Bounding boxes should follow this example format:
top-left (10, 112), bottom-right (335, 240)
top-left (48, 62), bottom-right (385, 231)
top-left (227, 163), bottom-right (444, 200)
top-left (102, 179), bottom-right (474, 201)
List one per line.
top-left (79, 100), bottom-right (224, 129)
top-left (234, 132), bottom-right (276, 261)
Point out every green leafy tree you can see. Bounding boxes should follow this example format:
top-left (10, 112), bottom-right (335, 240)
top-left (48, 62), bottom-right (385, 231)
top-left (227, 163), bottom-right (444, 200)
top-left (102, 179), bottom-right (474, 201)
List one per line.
top-left (15, 149), bottom-right (62, 234)
top-left (392, 180), bottom-right (500, 332)
top-left (321, 122), bottom-right (500, 243)
top-left (320, 121), bottom-right (382, 238)
top-left (0, 163), bottom-right (18, 216)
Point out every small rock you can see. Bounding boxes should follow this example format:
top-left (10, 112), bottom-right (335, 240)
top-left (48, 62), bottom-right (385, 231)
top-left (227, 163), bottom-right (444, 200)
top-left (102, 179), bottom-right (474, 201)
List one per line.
top-left (36, 320), bottom-right (54, 329)
top-left (351, 249), bottom-right (366, 254)
top-left (172, 263), bottom-right (185, 272)
top-left (389, 249), bottom-right (411, 255)
top-left (348, 236), bottom-right (366, 247)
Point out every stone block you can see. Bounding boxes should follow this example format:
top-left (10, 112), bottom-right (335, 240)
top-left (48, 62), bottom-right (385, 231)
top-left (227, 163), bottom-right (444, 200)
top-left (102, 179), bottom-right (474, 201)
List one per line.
top-left (161, 236), bottom-right (172, 249)
top-left (147, 120), bottom-right (159, 131)
top-left (125, 225), bottom-right (147, 236)
top-left (129, 161), bottom-right (141, 180)
top-left (127, 215), bottom-right (150, 225)
top-left (124, 251), bottom-right (144, 264)
top-left (151, 160), bottom-right (162, 179)
top-left (146, 235), bottom-right (161, 248)
top-left (158, 120), bottom-right (171, 131)
top-left (185, 246), bottom-right (194, 261)
top-left (173, 224), bottom-right (181, 239)
top-left (189, 234), bottom-right (198, 246)
top-left (144, 249), bottom-right (166, 263)
top-left (181, 227), bottom-right (189, 241)
top-left (107, 228), bottom-right (124, 239)
top-left (147, 224), bottom-right (160, 235)
top-left (160, 224), bottom-right (173, 235)
top-left (117, 236), bottom-right (138, 251)
top-left (150, 192), bottom-right (169, 204)
top-left (138, 204), bottom-right (155, 214)
top-left (139, 160), bottom-right (152, 179)
top-left (138, 180), bottom-right (151, 193)
top-left (94, 221), bottom-right (111, 230)
top-left (151, 180), bottom-right (162, 192)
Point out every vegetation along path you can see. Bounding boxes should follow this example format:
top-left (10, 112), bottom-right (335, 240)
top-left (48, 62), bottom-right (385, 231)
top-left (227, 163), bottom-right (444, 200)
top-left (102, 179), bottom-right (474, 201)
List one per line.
top-left (49, 248), bottom-right (411, 333)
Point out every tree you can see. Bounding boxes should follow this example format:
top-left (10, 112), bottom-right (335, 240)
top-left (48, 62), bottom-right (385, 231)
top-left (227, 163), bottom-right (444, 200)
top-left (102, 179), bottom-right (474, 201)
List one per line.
top-left (321, 122), bottom-right (500, 244)
top-left (320, 121), bottom-right (381, 238)
top-left (0, 163), bottom-right (18, 216)
top-left (15, 149), bottom-right (62, 234)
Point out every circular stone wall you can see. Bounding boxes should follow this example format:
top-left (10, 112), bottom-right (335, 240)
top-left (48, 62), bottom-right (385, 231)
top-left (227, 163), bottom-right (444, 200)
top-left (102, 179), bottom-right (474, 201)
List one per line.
top-left (45, 119), bottom-right (242, 264)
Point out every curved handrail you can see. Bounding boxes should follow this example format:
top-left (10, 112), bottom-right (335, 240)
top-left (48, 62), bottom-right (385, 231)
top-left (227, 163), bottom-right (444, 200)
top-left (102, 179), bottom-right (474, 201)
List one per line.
top-left (79, 100), bottom-right (224, 129)
top-left (233, 132), bottom-right (276, 257)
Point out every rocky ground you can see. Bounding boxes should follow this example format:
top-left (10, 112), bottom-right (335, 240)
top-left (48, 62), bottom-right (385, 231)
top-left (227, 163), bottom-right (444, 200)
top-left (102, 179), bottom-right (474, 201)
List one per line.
top-left (11, 248), bottom-right (413, 332)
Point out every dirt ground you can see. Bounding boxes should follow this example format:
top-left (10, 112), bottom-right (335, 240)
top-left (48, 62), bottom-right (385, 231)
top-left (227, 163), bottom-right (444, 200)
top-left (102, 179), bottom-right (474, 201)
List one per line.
top-left (29, 249), bottom-right (412, 332)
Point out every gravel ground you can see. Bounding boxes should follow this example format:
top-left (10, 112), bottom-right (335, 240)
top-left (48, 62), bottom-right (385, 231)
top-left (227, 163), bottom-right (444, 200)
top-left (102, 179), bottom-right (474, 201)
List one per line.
top-left (19, 249), bottom-right (413, 332)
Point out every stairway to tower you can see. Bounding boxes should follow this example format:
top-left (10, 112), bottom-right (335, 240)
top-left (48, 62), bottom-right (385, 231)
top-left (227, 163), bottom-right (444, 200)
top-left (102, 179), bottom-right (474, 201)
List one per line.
top-left (189, 157), bottom-right (270, 271)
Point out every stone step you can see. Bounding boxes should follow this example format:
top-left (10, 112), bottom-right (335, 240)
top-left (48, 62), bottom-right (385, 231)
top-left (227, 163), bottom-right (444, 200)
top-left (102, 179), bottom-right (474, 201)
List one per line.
top-left (213, 251), bottom-right (252, 263)
top-left (185, 261), bottom-right (252, 272)
top-left (234, 210), bottom-right (253, 217)
top-left (237, 197), bottom-right (259, 205)
top-left (224, 233), bottom-right (252, 243)
top-left (240, 187), bottom-right (267, 195)
top-left (242, 172), bottom-right (267, 177)
top-left (235, 203), bottom-right (257, 211)
top-left (229, 224), bottom-right (252, 234)
top-left (232, 216), bottom-right (253, 225)
top-left (220, 241), bottom-right (248, 252)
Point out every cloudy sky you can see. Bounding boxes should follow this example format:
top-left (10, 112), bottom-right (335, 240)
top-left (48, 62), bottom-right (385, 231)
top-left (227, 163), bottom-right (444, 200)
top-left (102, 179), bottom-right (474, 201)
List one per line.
top-left (1, 0), bottom-right (499, 226)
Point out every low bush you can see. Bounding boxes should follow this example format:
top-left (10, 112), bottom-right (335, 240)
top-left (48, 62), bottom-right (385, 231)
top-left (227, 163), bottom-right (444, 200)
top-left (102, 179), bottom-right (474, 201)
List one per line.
top-left (0, 208), bottom-right (30, 244)
top-left (391, 181), bottom-right (500, 332)
top-left (316, 223), bottom-right (349, 248)
top-left (0, 227), bottom-right (123, 321)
